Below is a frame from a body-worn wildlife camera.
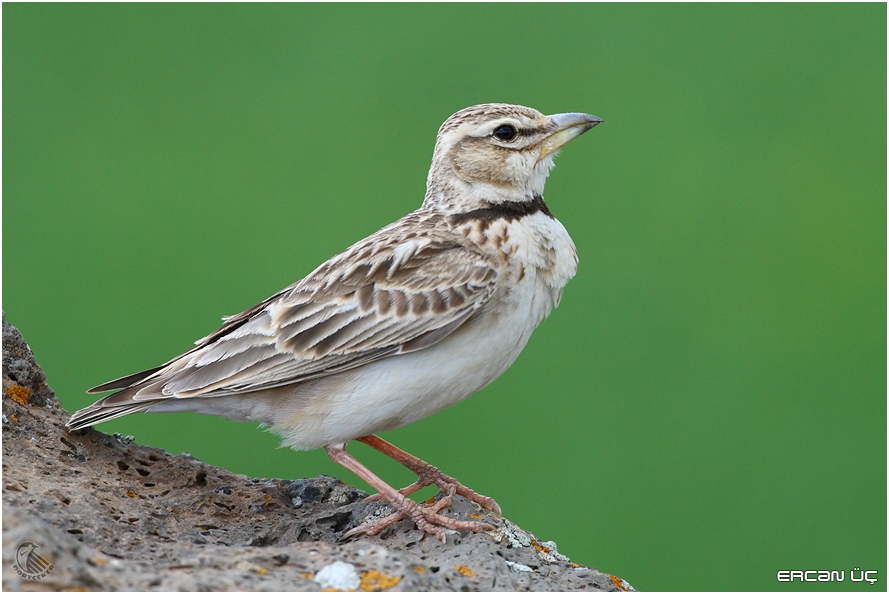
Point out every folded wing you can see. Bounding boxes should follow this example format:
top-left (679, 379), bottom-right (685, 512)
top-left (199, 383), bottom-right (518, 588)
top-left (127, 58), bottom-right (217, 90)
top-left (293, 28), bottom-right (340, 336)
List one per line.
top-left (68, 228), bottom-right (496, 429)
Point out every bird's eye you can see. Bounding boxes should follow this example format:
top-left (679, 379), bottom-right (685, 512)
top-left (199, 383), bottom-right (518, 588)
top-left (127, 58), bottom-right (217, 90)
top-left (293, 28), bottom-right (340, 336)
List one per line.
top-left (492, 124), bottom-right (518, 141)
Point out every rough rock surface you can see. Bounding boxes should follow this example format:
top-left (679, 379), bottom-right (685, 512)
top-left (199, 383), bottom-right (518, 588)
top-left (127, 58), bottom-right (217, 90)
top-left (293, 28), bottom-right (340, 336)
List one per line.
top-left (2, 314), bottom-right (635, 591)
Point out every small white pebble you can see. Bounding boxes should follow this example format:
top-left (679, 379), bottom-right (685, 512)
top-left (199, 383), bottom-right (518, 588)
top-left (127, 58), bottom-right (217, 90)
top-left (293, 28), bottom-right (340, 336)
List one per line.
top-left (314, 561), bottom-right (360, 590)
top-left (505, 560), bottom-right (534, 573)
top-left (2, 414), bottom-right (8, 424)
top-left (291, 496), bottom-right (303, 508)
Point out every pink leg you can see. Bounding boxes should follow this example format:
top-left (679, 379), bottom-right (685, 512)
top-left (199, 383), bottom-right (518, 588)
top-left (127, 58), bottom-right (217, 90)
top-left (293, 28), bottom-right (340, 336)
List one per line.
top-left (325, 444), bottom-right (494, 542)
top-left (356, 434), bottom-right (502, 516)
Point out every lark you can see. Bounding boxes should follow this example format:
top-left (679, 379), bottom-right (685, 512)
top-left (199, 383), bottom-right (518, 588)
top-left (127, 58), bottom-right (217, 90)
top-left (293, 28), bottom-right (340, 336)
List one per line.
top-left (68, 103), bottom-right (602, 541)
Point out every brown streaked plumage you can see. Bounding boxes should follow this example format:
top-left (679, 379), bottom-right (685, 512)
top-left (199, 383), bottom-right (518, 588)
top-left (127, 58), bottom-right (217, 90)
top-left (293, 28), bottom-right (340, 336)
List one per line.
top-left (68, 103), bottom-right (602, 541)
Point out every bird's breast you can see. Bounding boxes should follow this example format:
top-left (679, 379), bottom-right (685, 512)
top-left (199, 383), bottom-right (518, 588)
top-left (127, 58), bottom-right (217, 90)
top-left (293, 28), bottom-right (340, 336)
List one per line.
top-left (477, 213), bottom-right (578, 316)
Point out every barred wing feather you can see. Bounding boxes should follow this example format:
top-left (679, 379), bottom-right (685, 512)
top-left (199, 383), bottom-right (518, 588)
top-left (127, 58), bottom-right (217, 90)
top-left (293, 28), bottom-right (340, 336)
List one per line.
top-left (79, 233), bottom-right (497, 418)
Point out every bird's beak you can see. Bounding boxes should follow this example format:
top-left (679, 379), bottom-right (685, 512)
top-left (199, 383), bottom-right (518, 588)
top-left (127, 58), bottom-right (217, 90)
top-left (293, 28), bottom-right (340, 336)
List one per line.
top-left (538, 112), bottom-right (603, 161)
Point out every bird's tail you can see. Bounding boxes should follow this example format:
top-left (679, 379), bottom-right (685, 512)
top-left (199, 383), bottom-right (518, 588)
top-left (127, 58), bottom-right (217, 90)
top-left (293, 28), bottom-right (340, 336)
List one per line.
top-left (66, 397), bottom-right (159, 431)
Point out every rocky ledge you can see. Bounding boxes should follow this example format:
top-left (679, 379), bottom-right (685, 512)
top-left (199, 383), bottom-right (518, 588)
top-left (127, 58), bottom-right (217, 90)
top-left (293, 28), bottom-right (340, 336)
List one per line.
top-left (1, 314), bottom-right (634, 591)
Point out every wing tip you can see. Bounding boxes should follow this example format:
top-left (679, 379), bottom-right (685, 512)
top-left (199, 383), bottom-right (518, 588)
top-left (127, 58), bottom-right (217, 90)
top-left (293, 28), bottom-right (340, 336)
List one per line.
top-left (87, 365), bottom-right (166, 394)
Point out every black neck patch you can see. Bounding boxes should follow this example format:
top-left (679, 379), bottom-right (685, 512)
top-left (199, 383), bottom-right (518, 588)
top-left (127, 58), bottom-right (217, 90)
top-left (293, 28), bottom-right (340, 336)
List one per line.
top-left (450, 195), bottom-right (553, 225)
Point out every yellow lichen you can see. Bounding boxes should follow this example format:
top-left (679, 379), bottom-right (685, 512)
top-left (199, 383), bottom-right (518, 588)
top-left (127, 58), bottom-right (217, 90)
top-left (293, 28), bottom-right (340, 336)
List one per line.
top-left (126, 490), bottom-right (137, 498)
top-left (609, 574), bottom-right (628, 591)
top-left (360, 569), bottom-right (401, 591)
top-left (454, 565), bottom-right (477, 578)
top-left (300, 572), bottom-right (314, 579)
top-left (6, 384), bottom-right (30, 406)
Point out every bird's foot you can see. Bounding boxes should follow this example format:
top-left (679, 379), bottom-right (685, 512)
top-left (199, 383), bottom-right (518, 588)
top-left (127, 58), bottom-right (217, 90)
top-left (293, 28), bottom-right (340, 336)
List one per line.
top-left (326, 440), bottom-right (497, 543)
top-left (358, 434), bottom-right (502, 516)
top-left (346, 484), bottom-right (494, 542)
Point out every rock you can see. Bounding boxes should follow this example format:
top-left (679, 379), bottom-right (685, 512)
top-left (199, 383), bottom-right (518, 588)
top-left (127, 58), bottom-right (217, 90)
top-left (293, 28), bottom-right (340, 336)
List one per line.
top-left (1, 313), bottom-right (634, 591)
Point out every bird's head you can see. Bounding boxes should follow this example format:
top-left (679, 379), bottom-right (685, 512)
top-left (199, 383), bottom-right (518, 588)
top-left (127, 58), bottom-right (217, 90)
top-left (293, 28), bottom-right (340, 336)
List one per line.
top-left (424, 103), bottom-right (602, 210)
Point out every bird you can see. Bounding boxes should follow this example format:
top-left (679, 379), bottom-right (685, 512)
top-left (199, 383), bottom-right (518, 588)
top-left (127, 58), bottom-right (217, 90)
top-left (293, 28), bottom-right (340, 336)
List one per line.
top-left (67, 103), bottom-right (602, 541)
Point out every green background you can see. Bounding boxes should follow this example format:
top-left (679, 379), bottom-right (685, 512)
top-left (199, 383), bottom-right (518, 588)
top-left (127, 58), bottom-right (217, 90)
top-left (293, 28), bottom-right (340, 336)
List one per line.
top-left (3, 4), bottom-right (885, 591)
